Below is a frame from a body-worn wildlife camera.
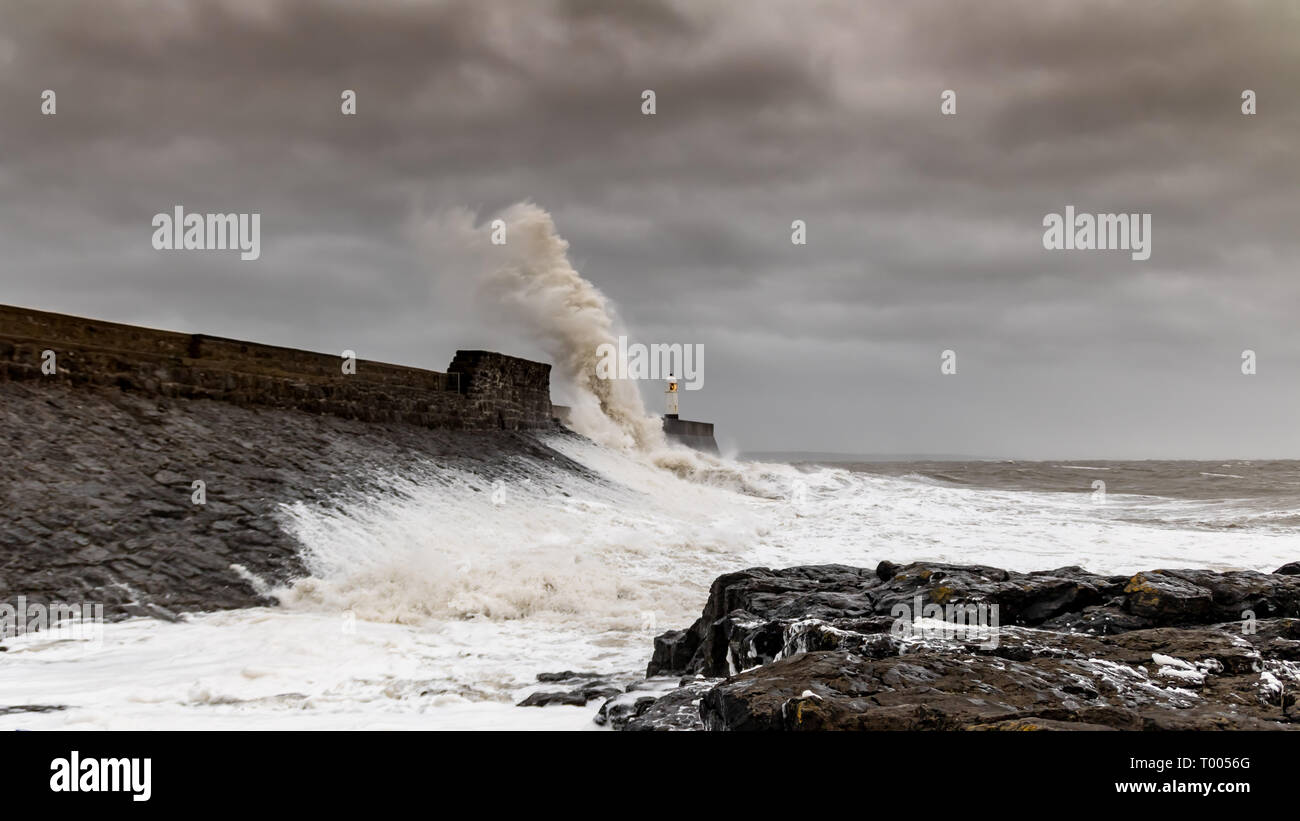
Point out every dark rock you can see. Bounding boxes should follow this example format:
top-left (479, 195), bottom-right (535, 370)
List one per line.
top-left (870, 563), bottom-right (1123, 627)
top-left (645, 629), bottom-right (699, 677)
top-left (517, 691), bottom-right (590, 708)
top-left (650, 564), bottom-right (878, 678)
top-left (1125, 568), bottom-right (1300, 623)
top-left (593, 692), bottom-right (660, 729)
top-left (623, 681), bottom-right (715, 731)
top-left (536, 670), bottom-right (603, 683)
top-left (1041, 604), bottom-right (1153, 634)
top-left (699, 642), bottom-right (1294, 731)
top-left (583, 686), bottom-right (622, 702)
top-left (0, 705), bottom-right (68, 716)
top-left (516, 674), bottom-right (621, 707)
top-left (1275, 562), bottom-right (1300, 576)
top-left (615, 560), bottom-right (1300, 731)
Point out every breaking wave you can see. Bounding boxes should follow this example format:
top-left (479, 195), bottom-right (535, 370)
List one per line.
top-left (275, 202), bottom-right (1300, 634)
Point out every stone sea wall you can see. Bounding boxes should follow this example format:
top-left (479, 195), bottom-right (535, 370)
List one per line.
top-left (663, 414), bottom-right (718, 453)
top-left (0, 305), bottom-right (577, 622)
top-left (0, 304), bottom-right (555, 431)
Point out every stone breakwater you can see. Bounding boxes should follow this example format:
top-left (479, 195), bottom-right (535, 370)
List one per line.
top-left (662, 415), bottom-right (718, 454)
top-left (0, 305), bottom-right (583, 622)
top-left (584, 561), bottom-right (1300, 730)
top-left (0, 304), bottom-right (555, 431)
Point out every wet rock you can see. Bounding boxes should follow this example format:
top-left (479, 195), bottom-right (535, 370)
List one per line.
top-left (646, 564), bottom-right (878, 678)
top-left (622, 561), bottom-right (1300, 731)
top-left (646, 629), bottom-right (699, 677)
top-left (593, 692), bottom-right (659, 728)
top-left (623, 680), bottom-right (714, 731)
top-left (647, 562), bottom-right (1300, 680)
top-left (590, 676), bottom-right (695, 728)
top-left (517, 672), bottom-right (622, 707)
top-left (0, 705), bottom-right (68, 716)
top-left (1122, 571), bottom-right (1214, 621)
top-left (699, 642), bottom-right (1294, 731)
top-left (517, 691), bottom-right (592, 707)
top-left (1128, 568), bottom-right (1300, 623)
top-left (535, 670), bottom-right (603, 683)
top-left (1041, 604), bottom-right (1154, 634)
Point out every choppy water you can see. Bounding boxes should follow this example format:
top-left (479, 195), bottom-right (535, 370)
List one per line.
top-left (843, 459), bottom-right (1300, 532)
top-left (2, 442), bottom-right (1296, 730)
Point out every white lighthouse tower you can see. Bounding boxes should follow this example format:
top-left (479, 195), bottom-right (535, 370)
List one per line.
top-left (665, 373), bottom-right (679, 417)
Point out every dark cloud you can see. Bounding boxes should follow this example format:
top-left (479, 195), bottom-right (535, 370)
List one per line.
top-left (0, 0), bottom-right (1296, 457)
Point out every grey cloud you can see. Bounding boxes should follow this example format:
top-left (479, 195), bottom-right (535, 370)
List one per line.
top-left (0, 0), bottom-right (1296, 457)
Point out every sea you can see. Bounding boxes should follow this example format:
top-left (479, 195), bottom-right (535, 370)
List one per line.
top-left (2, 442), bottom-right (1296, 730)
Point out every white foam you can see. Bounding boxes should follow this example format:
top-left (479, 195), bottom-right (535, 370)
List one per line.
top-left (3, 448), bottom-right (1294, 729)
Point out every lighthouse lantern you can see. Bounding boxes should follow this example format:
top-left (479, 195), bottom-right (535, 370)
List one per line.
top-left (665, 374), bottom-right (679, 416)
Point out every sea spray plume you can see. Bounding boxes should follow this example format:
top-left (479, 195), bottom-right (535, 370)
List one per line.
top-left (478, 206), bottom-right (796, 493)
top-left (410, 201), bottom-right (812, 496)
top-left (464, 203), bottom-right (808, 496)
top-left (476, 203), bottom-right (666, 451)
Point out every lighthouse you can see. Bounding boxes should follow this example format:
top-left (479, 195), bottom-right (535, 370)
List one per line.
top-left (665, 373), bottom-right (679, 417)
top-left (660, 372), bottom-right (718, 453)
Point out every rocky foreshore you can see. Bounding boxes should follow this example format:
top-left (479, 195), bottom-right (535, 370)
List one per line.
top-left (593, 560), bottom-right (1300, 730)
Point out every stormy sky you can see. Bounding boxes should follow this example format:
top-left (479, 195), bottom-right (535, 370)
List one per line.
top-left (1, 0), bottom-right (1297, 458)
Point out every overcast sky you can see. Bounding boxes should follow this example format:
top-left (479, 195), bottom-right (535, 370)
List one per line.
top-left (2, 0), bottom-right (1297, 458)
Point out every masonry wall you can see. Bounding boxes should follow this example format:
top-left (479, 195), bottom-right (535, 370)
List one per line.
top-left (450, 350), bottom-right (556, 431)
top-left (0, 304), bottom-right (555, 431)
top-left (663, 414), bottom-right (719, 454)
